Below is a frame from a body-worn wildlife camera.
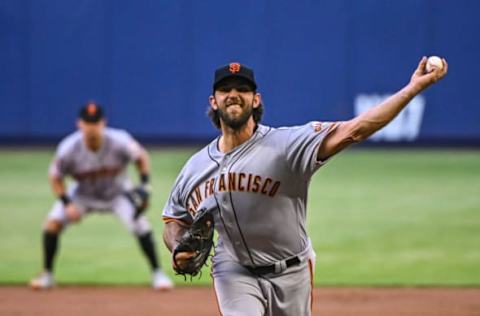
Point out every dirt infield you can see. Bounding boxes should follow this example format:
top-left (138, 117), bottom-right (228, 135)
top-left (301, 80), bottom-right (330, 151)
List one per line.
top-left (1, 286), bottom-right (479, 316)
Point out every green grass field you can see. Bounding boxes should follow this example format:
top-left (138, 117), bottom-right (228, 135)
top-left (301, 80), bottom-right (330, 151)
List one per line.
top-left (0, 148), bottom-right (479, 286)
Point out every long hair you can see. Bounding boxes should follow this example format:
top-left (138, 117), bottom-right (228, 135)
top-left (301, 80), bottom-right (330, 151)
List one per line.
top-left (207, 103), bottom-right (264, 129)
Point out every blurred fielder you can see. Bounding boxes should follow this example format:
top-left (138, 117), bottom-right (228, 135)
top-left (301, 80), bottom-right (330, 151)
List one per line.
top-left (30, 102), bottom-right (173, 290)
top-left (162, 57), bottom-right (447, 315)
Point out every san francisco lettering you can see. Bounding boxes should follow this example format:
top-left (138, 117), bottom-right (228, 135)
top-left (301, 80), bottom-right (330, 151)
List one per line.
top-left (73, 166), bottom-right (122, 181)
top-left (187, 172), bottom-right (281, 214)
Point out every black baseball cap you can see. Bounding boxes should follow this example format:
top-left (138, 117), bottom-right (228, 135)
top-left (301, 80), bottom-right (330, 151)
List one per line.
top-left (213, 62), bottom-right (257, 91)
top-left (79, 102), bottom-right (104, 123)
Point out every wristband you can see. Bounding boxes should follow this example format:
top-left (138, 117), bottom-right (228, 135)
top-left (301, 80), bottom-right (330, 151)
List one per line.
top-left (59, 194), bottom-right (71, 206)
top-left (140, 173), bottom-right (150, 185)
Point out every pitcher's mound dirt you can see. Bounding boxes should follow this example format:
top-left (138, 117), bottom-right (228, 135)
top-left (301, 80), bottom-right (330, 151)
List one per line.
top-left (1, 286), bottom-right (479, 316)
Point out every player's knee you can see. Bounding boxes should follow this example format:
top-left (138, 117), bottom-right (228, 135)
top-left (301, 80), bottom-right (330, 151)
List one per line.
top-left (133, 227), bottom-right (150, 237)
top-left (44, 220), bottom-right (63, 234)
top-left (132, 219), bottom-right (151, 236)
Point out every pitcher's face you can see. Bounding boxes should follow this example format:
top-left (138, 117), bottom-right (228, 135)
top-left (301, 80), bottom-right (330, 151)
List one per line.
top-left (210, 78), bottom-right (260, 130)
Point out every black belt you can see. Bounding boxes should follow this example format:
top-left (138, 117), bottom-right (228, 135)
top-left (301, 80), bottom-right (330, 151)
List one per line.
top-left (245, 256), bottom-right (301, 275)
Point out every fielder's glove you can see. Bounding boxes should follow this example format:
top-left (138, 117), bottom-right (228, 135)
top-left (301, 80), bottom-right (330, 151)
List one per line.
top-left (173, 208), bottom-right (214, 278)
top-left (125, 185), bottom-right (151, 220)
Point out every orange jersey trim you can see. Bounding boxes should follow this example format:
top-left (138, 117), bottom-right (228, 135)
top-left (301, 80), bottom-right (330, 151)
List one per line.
top-left (308, 258), bottom-right (315, 312)
top-left (327, 121), bottom-right (340, 134)
top-left (162, 216), bottom-right (189, 227)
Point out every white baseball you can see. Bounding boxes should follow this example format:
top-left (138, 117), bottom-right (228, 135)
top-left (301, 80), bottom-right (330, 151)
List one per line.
top-left (426, 56), bottom-right (443, 73)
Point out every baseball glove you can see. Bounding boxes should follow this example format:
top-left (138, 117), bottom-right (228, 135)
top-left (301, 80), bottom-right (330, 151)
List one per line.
top-left (173, 209), bottom-right (214, 277)
top-left (124, 185), bottom-right (151, 220)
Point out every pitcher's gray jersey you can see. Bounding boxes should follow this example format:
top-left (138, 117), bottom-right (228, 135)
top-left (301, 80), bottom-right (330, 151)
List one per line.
top-left (50, 127), bottom-right (142, 202)
top-left (163, 122), bottom-right (333, 266)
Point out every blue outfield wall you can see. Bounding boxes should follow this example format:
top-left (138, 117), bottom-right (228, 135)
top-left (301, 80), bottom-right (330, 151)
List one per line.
top-left (1, 0), bottom-right (479, 145)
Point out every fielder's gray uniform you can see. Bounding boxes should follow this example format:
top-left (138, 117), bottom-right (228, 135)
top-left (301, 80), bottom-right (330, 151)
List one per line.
top-left (163, 122), bottom-right (334, 316)
top-left (48, 127), bottom-right (151, 235)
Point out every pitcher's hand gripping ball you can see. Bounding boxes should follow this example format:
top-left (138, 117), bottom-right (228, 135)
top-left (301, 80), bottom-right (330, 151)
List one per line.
top-left (173, 209), bottom-right (214, 277)
top-left (426, 56), bottom-right (444, 73)
top-left (125, 185), bottom-right (151, 220)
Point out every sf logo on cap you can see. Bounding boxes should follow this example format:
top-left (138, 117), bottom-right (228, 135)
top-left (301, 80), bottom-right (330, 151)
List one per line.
top-left (229, 63), bottom-right (241, 73)
top-left (87, 103), bottom-right (97, 115)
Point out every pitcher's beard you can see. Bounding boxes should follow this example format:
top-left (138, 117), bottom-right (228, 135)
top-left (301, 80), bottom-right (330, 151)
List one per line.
top-left (218, 105), bottom-right (253, 130)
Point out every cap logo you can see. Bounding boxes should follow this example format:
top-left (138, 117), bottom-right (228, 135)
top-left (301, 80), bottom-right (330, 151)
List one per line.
top-left (229, 63), bottom-right (241, 73)
top-left (87, 103), bottom-right (97, 115)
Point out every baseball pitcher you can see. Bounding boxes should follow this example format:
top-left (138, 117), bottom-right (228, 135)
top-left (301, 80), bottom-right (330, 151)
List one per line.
top-left (163, 58), bottom-right (448, 315)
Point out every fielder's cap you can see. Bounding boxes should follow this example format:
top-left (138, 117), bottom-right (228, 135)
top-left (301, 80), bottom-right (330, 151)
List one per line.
top-left (213, 62), bottom-right (257, 91)
top-left (79, 102), bottom-right (104, 123)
